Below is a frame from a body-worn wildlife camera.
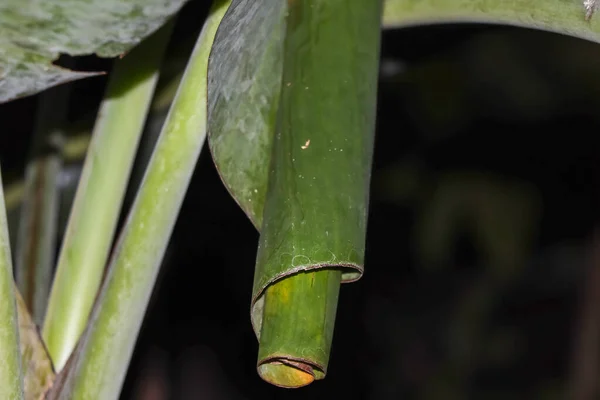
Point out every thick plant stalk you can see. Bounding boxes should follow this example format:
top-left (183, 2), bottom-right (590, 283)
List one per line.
top-left (16, 84), bottom-right (69, 326)
top-left (42, 22), bottom-right (174, 371)
top-left (0, 168), bottom-right (25, 400)
top-left (125, 70), bottom-right (184, 206)
top-left (252, 0), bottom-right (382, 387)
top-left (47, 3), bottom-right (229, 399)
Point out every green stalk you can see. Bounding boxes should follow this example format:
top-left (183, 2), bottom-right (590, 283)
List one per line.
top-left (16, 84), bottom-right (69, 326)
top-left (6, 180), bottom-right (24, 257)
top-left (126, 70), bottom-right (184, 206)
top-left (0, 167), bottom-right (24, 400)
top-left (42, 22), bottom-right (174, 371)
top-left (252, 0), bottom-right (382, 387)
top-left (4, 66), bottom-right (182, 219)
top-left (48, 3), bottom-right (229, 398)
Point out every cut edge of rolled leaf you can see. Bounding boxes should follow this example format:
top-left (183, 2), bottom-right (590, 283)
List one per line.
top-left (258, 356), bottom-right (321, 388)
top-left (254, 268), bottom-right (344, 388)
top-left (252, 266), bottom-right (361, 387)
top-left (250, 263), bottom-right (363, 338)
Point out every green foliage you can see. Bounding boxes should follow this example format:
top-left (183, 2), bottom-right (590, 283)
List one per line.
top-left (384, 0), bottom-right (600, 43)
top-left (45, 2), bottom-right (229, 398)
top-left (42, 22), bottom-right (174, 373)
top-left (1, 0), bottom-right (600, 396)
top-left (0, 0), bottom-right (188, 102)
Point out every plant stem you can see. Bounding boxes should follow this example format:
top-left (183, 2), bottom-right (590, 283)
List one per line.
top-left (0, 167), bottom-right (24, 400)
top-left (49, 3), bottom-right (229, 398)
top-left (125, 70), bottom-right (183, 209)
top-left (42, 21), bottom-right (174, 371)
top-left (15, 84), bottom-right (69, 326)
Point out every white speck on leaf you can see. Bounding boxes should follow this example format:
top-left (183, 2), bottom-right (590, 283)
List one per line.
top-left (585, 0), bottom-right (599, 19)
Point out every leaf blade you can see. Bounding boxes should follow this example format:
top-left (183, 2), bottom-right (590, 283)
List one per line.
top-left (382, 0), bottom-right (600, 44)
top-left (0, 0), bottom-right (189, 103)
top-left (207, 0), bottom-right (286, 229)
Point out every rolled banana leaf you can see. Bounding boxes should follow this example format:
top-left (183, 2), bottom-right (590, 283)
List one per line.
top-left (208, 0), bottom-right (381, 387)
top-left (206, 0), bottom-right (600, 388)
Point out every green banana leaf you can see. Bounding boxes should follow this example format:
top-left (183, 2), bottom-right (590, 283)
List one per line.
top-left (382, 0), bottom-right (600, 43)
top-left (209, 2), bottom-right (600, 232)
top-left (0, 0), bottom-right (189, 103)
top-left (205, 0), bottom-right (600, 388)
top-left (208, 0), bottom-right (381, 387)
top-left (5, 0), bottom-right (599, 392)
top-left (254, 0), bottom-right (381, 386)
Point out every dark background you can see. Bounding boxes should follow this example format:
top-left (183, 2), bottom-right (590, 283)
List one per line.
top-left (2, 1), bottom-right (600, 399)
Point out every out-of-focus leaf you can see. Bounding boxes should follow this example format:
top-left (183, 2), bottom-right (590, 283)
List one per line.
top-left (0, 0), bottom-right (189, 103)
top-left (414, 172), bottom-right (540, 281)
top-left (16, 84), bottom-right (69, 327)
top-left (382, 0), bottom-right (600, 44)
top-left (15, 289), bottom-right (55, 400)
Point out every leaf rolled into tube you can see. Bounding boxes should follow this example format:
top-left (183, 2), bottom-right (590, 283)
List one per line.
top-left (251, 0), bottom-right (382, 387)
